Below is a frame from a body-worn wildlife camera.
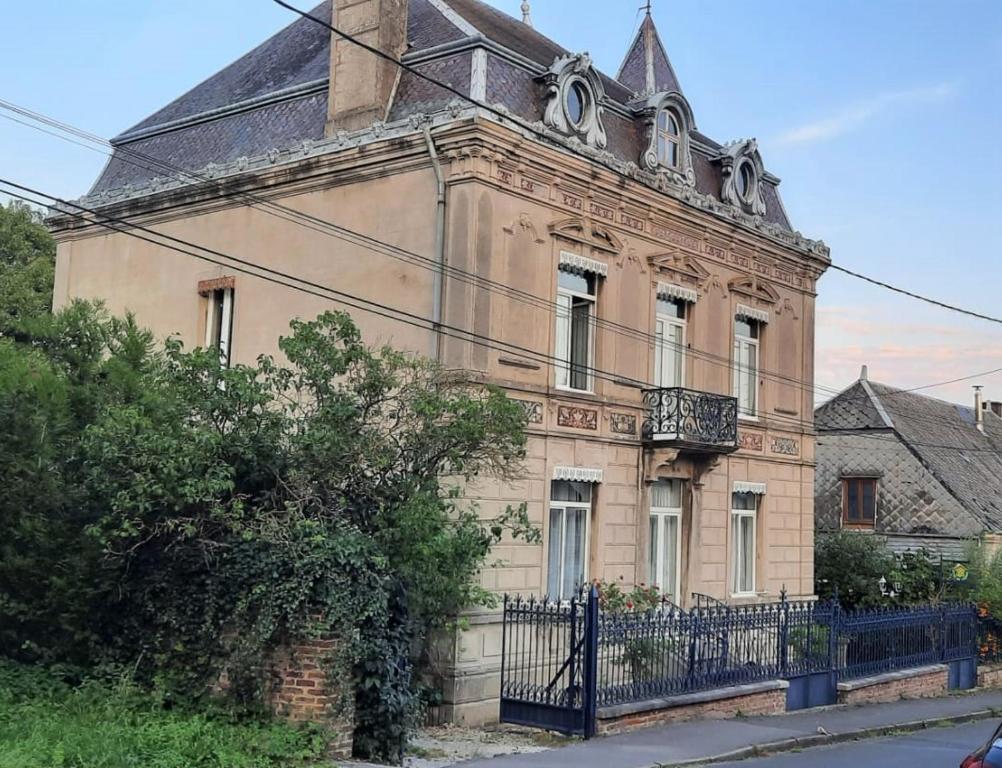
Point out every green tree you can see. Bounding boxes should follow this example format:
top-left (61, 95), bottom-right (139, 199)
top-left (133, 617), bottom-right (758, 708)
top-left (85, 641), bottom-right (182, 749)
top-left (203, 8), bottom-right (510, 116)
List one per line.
top-left (815, 531), bottom-right (896, 610)
top-left (0, 200), bottom-right (56, 337)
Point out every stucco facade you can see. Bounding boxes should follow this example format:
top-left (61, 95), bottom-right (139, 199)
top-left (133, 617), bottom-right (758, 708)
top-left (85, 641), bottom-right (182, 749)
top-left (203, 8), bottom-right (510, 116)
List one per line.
top-left (50, 0), bottom-right (830, 725)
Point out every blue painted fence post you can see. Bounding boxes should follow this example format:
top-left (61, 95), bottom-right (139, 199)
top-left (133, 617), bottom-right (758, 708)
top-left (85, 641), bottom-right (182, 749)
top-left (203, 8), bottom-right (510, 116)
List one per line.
top-left (582, 584), bottom-right (599, 739)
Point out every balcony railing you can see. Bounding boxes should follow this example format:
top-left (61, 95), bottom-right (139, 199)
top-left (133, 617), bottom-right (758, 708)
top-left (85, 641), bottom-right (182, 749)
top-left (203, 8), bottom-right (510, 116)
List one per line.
top-left (641, 387), bottom-right (738, 452)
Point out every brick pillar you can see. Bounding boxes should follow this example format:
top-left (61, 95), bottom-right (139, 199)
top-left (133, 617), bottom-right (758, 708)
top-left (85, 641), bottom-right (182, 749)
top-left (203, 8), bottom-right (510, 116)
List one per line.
top-left (268, 638), bottom-right (354, 759)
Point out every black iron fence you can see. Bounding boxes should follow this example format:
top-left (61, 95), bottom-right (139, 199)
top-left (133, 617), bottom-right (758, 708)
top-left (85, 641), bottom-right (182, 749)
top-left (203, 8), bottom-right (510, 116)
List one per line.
top-left (500, 588), bottom-right (980, 737)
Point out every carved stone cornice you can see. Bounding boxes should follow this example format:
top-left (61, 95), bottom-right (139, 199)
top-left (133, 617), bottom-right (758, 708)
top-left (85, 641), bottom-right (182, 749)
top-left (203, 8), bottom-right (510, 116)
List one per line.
top-left (549, 216), bottom-right (623, 254)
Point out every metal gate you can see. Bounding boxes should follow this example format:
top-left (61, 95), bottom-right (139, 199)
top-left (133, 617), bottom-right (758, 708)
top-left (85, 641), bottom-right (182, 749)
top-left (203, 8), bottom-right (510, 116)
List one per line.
top-left (499, 589), bottom-right (598, 738)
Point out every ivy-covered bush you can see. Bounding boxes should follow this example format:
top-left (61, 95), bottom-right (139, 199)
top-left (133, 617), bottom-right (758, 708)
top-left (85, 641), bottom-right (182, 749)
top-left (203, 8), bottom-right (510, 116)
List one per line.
top-left (0, 306), bottom-right (532, 763)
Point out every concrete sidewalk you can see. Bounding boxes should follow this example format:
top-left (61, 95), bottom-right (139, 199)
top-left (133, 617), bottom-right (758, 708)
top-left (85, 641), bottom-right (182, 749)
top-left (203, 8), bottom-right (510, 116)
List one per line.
top-left (457, 691), bottom-right (1002, 768)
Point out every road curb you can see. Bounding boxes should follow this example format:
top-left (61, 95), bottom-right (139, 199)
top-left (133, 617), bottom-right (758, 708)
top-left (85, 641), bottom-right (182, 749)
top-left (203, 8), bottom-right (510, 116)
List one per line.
top-left (658, 708), bottom-right (1001, 767)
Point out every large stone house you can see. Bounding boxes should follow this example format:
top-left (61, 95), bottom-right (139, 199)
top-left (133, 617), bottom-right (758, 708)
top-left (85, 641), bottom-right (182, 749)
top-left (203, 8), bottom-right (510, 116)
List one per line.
top-left (49, 0), bottom-right (830, 723)
top-left (816, 368), bottom-right (1002, 560)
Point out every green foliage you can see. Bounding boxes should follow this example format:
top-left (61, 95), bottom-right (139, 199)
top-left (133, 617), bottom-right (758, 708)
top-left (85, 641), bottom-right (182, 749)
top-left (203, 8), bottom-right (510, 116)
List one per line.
top-left (0, 201), bottom-right (55, 338)
top-left (594, 579), bottom-right (672, 681)
top-left (961, 543), bottom-right (1002, 616)
top-left (1, 307), bottom-right (531, 762)
top-left (0, 661), bottom-right (325, 768)
top-left (815, 531), bottom-right (896, 610)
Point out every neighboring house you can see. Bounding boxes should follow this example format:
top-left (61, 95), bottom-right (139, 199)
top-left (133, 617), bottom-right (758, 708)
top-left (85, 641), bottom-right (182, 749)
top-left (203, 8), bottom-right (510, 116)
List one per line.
top-left (49, 0), bottom-right (830, 723)
top-left (815, 367), bottom-right (1002, 560)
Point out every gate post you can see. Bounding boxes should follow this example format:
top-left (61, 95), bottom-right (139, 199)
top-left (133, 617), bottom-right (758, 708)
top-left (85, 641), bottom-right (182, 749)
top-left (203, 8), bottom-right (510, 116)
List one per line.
top-left (582, 585), bottom-right (599, 739)
top-left (779, 586), bottom-right (789, 678)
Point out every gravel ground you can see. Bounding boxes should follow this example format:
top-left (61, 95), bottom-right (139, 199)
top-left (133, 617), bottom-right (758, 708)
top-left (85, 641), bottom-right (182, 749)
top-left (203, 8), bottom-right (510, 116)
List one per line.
top-left (341, 724), bottom-right (568, 768)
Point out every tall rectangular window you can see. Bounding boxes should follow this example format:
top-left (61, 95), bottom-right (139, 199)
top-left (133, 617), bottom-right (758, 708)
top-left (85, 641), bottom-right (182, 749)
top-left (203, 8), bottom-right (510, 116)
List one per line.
top-left (733, 316), bottom-right (760, 418)
top-left (843, 477), bottom-right (877, 528)
top-left (205, 287), bottom-right (234, 368)
top-left (731, 491), bottom-right (757, 595)
top-left (555, 266), bottom-right (595, 392)
top-left (654, 297), bottom-right (686, 389)
top-left (649, 479), bottom-right (683, 603)
top-left (547, 481), bottom-right (592, 600)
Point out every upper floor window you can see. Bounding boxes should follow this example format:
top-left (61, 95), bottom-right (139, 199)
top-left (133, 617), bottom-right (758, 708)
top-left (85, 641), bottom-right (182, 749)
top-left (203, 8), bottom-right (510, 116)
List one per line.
top-left (203, 285), bottom-right (234, 368)
top-left (655, 296), bottom-right (686, 389)
top-left (843, 477), bottom-right (877, 529)
top-left (555, 263), bottom-right (597, 392)
top-left (656, 109), bottom-right (681, 169)
top-left (733, 315), bottom-right (760, 418)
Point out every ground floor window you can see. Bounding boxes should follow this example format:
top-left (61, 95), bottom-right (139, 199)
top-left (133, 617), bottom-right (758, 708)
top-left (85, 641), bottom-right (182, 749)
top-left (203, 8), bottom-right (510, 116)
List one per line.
top-left (731, 491), bottom-right (758, 595)
top-left (649, 479), bottom-right (683, 603)
top-left (547, 481), bottom-right (592, 600)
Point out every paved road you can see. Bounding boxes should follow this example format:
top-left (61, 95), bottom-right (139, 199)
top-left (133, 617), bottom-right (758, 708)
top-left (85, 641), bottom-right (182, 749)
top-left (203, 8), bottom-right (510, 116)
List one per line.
top-left (715, 720), bottom-right (999, 768)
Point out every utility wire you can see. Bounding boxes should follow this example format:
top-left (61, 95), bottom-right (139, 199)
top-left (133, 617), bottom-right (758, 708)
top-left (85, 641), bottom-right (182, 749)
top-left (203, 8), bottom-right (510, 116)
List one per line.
top-left (8, 175), bottom-right (1002, 453)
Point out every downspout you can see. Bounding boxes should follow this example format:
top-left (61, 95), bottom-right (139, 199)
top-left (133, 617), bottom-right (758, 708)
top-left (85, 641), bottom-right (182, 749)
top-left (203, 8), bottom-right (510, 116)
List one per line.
top-left (423, 125), bottom-right (447, 362)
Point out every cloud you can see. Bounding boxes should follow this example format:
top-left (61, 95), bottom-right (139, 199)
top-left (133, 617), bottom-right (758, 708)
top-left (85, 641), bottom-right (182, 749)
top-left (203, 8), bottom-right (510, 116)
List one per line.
top-left (776, 82), bottom-right (959, 146)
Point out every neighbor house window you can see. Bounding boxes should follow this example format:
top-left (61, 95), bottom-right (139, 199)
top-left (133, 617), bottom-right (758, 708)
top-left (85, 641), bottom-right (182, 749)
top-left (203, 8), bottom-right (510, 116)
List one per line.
top-left (547, 481), bottom-right (592, 600)
top-left (733, 316), bottom-right (760, 417)
top-left (656, 109), bottom-right (681, 168)
top-left (843, 477), bottom-right (877, 528)
top-left (655, 296), bottom-right (686, 389)
top-left (650, 480), bottom-right (683, 603)
top-left (555, 265), bottom-right (596, 391)
top-left (731, 492), bottom-right (758, 595)
top-left (204, 286), bottom-right (234, 368)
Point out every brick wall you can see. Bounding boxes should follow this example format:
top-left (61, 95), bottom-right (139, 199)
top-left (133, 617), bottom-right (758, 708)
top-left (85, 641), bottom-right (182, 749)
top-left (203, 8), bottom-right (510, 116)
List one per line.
top-left (596, 686), bottom-right (786, 736)
top-left (837, 665), bottom-right (947, 707)
top-left (979, 663), bottom-right (1002, 689)
top-left (268, 638), bottom-right (354, 759)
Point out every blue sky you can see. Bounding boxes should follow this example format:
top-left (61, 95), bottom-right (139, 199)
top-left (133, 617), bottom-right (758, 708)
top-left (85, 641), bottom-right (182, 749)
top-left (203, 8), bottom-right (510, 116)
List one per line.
top-left (2, 0), bottom-right (1001, 405)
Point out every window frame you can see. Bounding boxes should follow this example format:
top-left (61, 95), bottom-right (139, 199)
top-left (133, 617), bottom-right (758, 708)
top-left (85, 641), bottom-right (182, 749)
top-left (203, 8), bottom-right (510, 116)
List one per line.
top-left (842, 477), bottom-right (878, 529)
top-left (656, 109), bottom-right (681, 169)
top-left (649, 480), bottom-right (683, 604)
top-left (654, 298), bottom-right (687, 389)
top-left (733, 317), bottom-right (760, 420)
top-left (730, 492), bottom-right (758, 597)
top-left (204, 287), bottom-right (234, 368)
top-left (555, 263), bottom-right (597, 393)
top-left (547, 483), bottom-right (593, 601)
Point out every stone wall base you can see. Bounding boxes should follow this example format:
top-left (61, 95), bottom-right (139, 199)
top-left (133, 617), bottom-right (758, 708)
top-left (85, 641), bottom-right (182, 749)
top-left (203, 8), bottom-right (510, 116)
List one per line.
top-left (596, 681), bottom-right (789, 736)
top-left (979, 662), bottom-right (1002, 689)
top-left (836, 664), bottom-right (947, 707)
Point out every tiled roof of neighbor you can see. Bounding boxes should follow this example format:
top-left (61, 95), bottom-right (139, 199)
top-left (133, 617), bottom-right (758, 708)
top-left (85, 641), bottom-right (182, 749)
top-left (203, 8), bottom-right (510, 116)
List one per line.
top-left (88, 0), bottom-right (794, 233)
top-left (817, 378), bottom-right (1002, 533)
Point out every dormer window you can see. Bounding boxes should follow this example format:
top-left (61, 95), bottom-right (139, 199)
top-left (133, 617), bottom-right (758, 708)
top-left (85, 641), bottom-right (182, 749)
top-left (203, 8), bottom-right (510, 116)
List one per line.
top-left (657, 110), bottom-right (681, 168)
top-left (639, 92), bottom-right (695, 185)
top-left (716, 139), bottom-right (768, 216)
top-left (566, 80), bottom-right (590, 128)
top-left (539, 54), bottom-right (608, 149)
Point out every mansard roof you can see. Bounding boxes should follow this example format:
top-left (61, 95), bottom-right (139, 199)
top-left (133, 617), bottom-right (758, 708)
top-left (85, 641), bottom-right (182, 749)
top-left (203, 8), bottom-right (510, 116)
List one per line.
top-left (88, 0), bottom-right (797, 235)
top-left (816, 375), bottom-right (1002, 532)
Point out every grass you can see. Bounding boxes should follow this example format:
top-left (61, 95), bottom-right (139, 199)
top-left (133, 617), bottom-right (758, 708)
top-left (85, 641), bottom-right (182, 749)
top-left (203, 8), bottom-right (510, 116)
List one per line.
top-left (0, 661), bottom-right (328, 768)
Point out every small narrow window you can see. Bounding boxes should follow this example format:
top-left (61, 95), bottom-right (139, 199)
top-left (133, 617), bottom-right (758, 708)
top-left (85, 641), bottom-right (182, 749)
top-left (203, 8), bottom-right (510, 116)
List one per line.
top-left (547, 481), bottom-right (593, 600)
top-left (733, 316), bottom-right (760, 418)
top-left (205, 287), bottom-right (234, 368)
top-left (555, 265), bottom-right (596, 392)
top-left (731, 492), bottom-right (758, 595)
top-left (655, 297), bottom-right (686, 389)
top-left (650, 480), bottom-right (683, 603)
top-left (656, 109), bottom-right (681, 168)
top-left (843, 478), bottom-right (877, 528)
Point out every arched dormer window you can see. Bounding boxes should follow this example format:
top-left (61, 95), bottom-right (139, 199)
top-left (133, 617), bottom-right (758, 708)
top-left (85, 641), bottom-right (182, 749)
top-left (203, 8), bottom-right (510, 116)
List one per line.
top-left (639, 92), bottom-right (695, 185)
top-left (656, 109), bottom-right (681, 168)
top-left (539, 54), bottom-right (608, 149)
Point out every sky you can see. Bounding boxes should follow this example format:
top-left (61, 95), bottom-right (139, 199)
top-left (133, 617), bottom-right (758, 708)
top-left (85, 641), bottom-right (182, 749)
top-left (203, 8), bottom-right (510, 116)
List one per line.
top-left (2, 0), bottom-right (1001, 407)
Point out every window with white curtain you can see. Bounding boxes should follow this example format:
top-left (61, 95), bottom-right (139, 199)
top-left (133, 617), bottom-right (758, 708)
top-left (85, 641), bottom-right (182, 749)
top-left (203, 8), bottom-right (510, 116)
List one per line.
top-left (555, 267), bottom-right (595, 392)
top-left (547, 480), bottom-right (592, 600)
top-left (730, 491), bottom-right (758, 595)
top-left (205, 287), bottom-right (234, 368)
top-left (649, 479), bottom-right (683, 603)
top-left (732, 316), bottom-right (759, 417)
top-left (655, 297), bottom-right (686, 389)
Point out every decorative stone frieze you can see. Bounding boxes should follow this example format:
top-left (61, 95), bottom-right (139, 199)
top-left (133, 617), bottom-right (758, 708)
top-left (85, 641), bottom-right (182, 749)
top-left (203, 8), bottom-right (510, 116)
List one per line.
top-left (610, 412), bottom-right (637, 435)
top-left (557, 405), bottom-right (598, 430)
top-left (770, 437), bottom-right (799, 456)
top-left (738, 432), bottom-right (764, 452)
top-left (512, 398), bottom-right (543, 424)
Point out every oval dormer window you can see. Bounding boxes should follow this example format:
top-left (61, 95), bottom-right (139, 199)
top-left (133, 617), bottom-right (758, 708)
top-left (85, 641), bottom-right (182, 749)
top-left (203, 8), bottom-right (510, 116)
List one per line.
top-left (565, 79), bottom-right (591, 128)
top-left (735, 159), bottom-right (757, 205)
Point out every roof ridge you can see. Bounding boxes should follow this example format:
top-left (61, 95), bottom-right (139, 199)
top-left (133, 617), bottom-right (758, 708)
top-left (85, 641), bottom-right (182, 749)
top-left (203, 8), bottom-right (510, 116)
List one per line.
top-left (860, 378), bottom-right (895, 429)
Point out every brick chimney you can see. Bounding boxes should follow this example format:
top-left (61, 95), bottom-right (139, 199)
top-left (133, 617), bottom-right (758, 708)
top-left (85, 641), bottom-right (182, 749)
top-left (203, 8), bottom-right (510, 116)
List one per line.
top-left (326, 0), bottom-right (409, 135)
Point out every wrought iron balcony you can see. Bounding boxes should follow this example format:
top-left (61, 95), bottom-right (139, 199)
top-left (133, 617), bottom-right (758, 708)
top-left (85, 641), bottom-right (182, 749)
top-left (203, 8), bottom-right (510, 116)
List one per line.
top-left (641, 387), bottom-right (738, 452)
